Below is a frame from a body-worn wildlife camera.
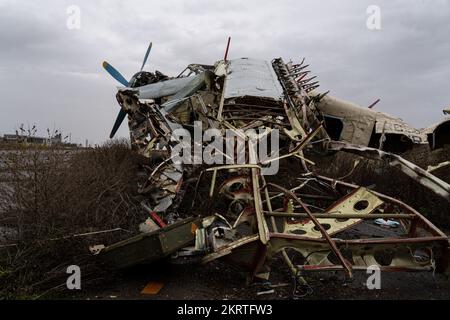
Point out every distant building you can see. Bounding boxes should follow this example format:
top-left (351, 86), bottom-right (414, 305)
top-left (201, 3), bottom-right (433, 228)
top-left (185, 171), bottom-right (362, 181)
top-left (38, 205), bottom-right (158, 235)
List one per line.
top-left (2, 133), bottom-right (63, 146)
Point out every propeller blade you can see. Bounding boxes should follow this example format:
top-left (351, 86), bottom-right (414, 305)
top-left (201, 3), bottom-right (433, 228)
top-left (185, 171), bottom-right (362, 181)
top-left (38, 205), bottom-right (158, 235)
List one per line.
top-left (110, 109), bottom-right (127, 139)
top-left (102, 61), bottom-right (130, 87)
top-left (140, 42), bottom-right (153, 71)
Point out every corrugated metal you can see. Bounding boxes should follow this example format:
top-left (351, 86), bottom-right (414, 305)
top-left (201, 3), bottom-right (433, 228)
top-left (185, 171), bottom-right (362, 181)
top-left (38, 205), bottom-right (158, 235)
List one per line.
top-left (224, 58), bottom-right (283, 100)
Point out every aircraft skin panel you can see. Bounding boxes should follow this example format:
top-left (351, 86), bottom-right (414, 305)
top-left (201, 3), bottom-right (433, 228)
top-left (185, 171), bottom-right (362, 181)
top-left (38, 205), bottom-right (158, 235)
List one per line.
top-left (136, 77), bottom-right (194, 99)
top-left (224, 58), bottom-right (284, 101)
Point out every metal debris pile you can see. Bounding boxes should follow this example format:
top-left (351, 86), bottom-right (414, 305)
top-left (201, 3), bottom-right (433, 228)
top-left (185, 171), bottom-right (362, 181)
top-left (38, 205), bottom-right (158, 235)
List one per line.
top-left (98, 42), bottom-right (450, 288)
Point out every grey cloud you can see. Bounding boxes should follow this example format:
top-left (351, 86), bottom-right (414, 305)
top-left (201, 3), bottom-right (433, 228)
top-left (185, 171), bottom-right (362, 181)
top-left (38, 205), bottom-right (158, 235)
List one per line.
top-left (0, 0), bottom-right (449, 143)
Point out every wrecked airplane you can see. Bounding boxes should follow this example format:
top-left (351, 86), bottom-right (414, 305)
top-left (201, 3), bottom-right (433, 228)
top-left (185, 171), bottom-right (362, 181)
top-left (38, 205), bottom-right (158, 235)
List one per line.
top-left (98, 40), bottom-right (450, 290)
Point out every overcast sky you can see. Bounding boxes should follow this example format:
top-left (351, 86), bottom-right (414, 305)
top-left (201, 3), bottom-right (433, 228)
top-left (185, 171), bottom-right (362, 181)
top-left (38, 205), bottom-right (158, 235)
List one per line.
top-left (0, 0), bottom-right (449, 145)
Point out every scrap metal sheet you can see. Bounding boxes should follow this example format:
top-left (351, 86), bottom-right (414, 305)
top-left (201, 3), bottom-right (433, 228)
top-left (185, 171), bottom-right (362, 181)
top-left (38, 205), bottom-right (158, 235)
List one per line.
top-left (224, 58), bottom-right (283, 101)
top-left (375, 116), bottom-right (427, 144)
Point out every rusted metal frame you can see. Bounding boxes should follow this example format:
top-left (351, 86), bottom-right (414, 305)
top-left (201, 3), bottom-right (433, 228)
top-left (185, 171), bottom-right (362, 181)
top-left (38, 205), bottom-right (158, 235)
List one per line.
top-left (282, 100), bottom-right (307, 138)
top-left (191, 134), bottom-right (235, 165)
top-left (261, 126), bottom-right (322, 166)
top-left (240, 119), bottom-right (284, 131)
top-left (264, 212), bottom-right (415, 219)
top-left (191, 164), bottom-right (262, 208)
top-left (260, 175), bottom-right (276, 230)
top-left (282, 60), bottom-right (328, 145)
top-left (408, 218), bottom-right (419, 238)
top-left (264, 182), bottom-right (353, 277)
top-left (132, 108), bottom-right (159, 138)
top-left (303, 84), bottom-right (320, 92)
top-left (191, 170), bottom-right (207, 209)
top-left (224, 37), bottom-right (231, 61)
top-left (269, 232), bottom-right (448, 245)
top-left (291, 58), bottom-right (306, 69)
top-left (223, 103), bottom-right (285, 110)
top-left (197, 112), bottom-right (221, 128)
top-left (175, 66), bottom-right (189, 78)
top-left (141, 155), bottom-right (178, 191)
top-left (145, 116), bottom-right (159, 138)
top-left (262, 179), bottom-right (314, 204)
top-left (264, 152), bottom-right (315, 166)
top-left (280, 99), bottom-right (314, 172)
top-left (221, 120), bottom-right (247, 140)
top-left (147, 108), bottom-right (170, 137)
top-left (290, 123), bottom-right (323, 153)
top-left (194, 94), bottom-right (215, 128)
top-left (223, 105), bottom-right (281, 113)
top-left (149, 107), bottom-right (176, 136)
top-left (217, 68), bottom-right (228, 121)
top-left (267, 234), bottom-right (447, 272)
top-left (222, 117), bottom-right (289, 126)
top-left (316, 174), bottom-right (448, 238)
top-left (295, 72), bottom-right (310, 83)
top-left (298, 265), bottom-right (433, 272)
top-left (272, 233), bottom-right (449, 272)
top-left (272, 59), bottom-right (305, 125)
top-left (264, 188), bottom-right (337, 201)
top-left (284, 63), bottom-right (313, 130)
top-left (201, 235), bottom-right (260, 264)
top-left (222, 112), bottom-right (283, 120)
top-left (249, 139), bottom-right (270, 245)
top-left (298, 76), bottom-right (318, 85)
top-left (223, 111), bottom-right (287, 120)
top-left (319, 184), bottom-right (382, 217)
top-left (250, 242), bottom-right (269, 280)
top-left (292, 178), bottom-right (339, 199)
top-left (291, 193), bottom-right (337, 201)
top-left (222, 105), bottom-right (284, 114)
top-left (260, 175), bottom-right (299, 277)
top-left (204, 164), bottom-right (261, 172)
top-left (209, 169), bottom-right (218, 197)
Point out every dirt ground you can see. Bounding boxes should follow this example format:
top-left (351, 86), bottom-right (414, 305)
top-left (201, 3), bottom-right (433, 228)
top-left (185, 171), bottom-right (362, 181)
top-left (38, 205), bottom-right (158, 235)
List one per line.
top-left (71, 255), bottom-right (450, 300)
top-left (72, 225), bottom-right (450, 301)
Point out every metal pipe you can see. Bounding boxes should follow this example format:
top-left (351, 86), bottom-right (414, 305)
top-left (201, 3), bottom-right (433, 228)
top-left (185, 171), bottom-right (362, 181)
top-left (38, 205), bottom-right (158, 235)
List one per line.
top-left (265, 212), bottom-right (416, 219)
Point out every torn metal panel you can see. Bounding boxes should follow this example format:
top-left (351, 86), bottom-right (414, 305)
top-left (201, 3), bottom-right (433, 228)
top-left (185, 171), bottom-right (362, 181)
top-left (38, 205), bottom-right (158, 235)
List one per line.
top-left (162, 72), bottom-right (211, 112)
top-left (224, 58), bottom-right (283, 101)
top-left (314, 94), bottom-right (376, 146)
top-left (422, 118), bottom-right (450, 150)
top-left (99, 217), bottom-right (201, 269)
top-left (134, 76), bottom-right (195, 99)
top-left (314, 93), bottom-right (427, 147)
top-left (374, 117), bottom-right (426, 144)
top-left (283, 187), bottom-right (384, 238)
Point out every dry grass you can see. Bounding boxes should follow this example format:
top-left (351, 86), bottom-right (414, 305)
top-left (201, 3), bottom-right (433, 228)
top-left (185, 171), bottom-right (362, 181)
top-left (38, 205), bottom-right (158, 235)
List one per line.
top-left (0, 140), bottom-right (147, 299)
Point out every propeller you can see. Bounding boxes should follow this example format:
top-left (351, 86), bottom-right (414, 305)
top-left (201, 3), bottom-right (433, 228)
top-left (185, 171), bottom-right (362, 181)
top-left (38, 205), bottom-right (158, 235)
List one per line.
top-left (102, 61), bottom-right (130, 87)
top-left (110, 109), bottom-right (128, 139)
top-left (102, 42), bottom-right (153, 138)
top-left (140, 42), bottom-right (152, 72)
